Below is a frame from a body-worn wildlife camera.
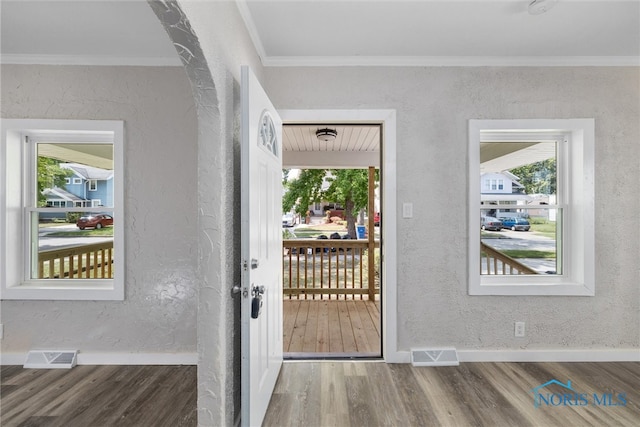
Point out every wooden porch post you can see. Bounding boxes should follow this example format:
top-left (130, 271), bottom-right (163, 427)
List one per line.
top-left (368, 166), bottom-right (376, 300)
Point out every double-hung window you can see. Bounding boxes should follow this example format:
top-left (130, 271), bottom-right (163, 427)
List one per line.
top-left (469, 119), bottom-right (594, 296)
top-left (1, 119), bottom-right (124, 300)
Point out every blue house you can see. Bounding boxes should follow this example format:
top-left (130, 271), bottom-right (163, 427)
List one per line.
top-left (43, 163), bottom-right (114, 209)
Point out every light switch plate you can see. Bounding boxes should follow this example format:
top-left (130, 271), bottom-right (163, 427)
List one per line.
top-left (402, 202), bottom-right (413, 218)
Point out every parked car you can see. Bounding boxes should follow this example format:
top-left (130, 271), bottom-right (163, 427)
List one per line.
top-left (481, 216), bottom-right (503, 231)
top-left (501, 217), bottom-right (530, 231)
top-left (374, 212), bottom-right (381, 226)
top-left (282, 213), bottom-right (296, 227)
top-left (76, 214), bottom-right (113, 230)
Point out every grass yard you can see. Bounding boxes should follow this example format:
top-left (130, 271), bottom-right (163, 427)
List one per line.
top-left (501, 249), bottom-right (556, 259)
top-left (45, 227), bottom-right (114, 237)
top-left (529, 218), bottom-right (557, 239)
top-left (291, 223), bottom-right (347, 239)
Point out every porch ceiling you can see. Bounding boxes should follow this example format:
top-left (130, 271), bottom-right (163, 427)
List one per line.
top-left (38, 143), bottom-right (113, 170)
top-left (480, 141), bottom-right (557, 173)
top-left (283, 124), bottom-right (380, 169)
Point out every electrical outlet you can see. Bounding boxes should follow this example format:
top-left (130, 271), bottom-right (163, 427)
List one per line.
top-left (515, 321), bottom-right (525, 337)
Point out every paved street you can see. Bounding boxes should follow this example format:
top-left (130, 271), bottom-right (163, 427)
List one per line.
top-left (38, 224), bottom-right (113, 251)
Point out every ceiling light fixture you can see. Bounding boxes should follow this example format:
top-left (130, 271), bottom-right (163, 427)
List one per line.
top-left (528, 0), bottom-right (557, 15)
top-left (316, 128), bottom-right (338, 142)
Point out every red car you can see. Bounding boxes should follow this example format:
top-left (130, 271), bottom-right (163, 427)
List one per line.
top-left (77, 214), bottom-right (113, 230)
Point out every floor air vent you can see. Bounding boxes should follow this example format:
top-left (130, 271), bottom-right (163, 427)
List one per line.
top-left (24, 350), bottom-right (78, 369)
top-left (411, 348), bottom-right (459, 367)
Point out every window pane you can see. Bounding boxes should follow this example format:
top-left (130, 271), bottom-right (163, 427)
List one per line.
top-left (480, 141), bottom-right (560, 276)
top-left (481, 207), bottom-right (561, 275)
top-left (37, 143), bottom-right (114, 208)
top-left (31, 211), bottom-right (115, 280)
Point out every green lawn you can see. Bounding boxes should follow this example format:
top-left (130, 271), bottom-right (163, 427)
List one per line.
top-left (289, 224), bottom-right (347, 239)
top-left (528, 218), bottom-right (556, 239)
top-left (501, 249), bottom-right (556, 259)
top-left (46, 227), bottom-right (114, 237)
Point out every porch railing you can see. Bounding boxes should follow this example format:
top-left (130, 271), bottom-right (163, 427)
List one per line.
top-left (283, 239), bottom-right (380, 300)
top-left (481, 241), bottom-right (538, 275)
top-left (38, 241), bottom-right (114, 279)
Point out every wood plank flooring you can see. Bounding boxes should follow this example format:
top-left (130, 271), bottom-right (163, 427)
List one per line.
top-left (2, 361), bottom-right (639, 426)
top-left (263, 361), bottom-right (640, 427)
top-left (0, 365), bottom-right (196, 427)
top-left (283, 300), bottom-right (380, 356)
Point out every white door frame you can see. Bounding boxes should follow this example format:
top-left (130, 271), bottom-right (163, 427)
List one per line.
top-left (278, 109), bottom-right (400, 362)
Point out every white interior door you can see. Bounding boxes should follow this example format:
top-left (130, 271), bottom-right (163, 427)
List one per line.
top-left (240, 66), bottom-right (283, 427)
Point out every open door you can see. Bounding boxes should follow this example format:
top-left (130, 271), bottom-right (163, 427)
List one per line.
top-left (240, 66), bottom-right (283, 427)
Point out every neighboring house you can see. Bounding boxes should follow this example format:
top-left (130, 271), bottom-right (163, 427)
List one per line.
top-left (481, 171), bottom-right (525, 196)
top-left (480, 171), bottom-right (531, 217)
top-left (41, 163), bottom-right (113, 220)
top-left (42, 187), bottom-right (92, 208)
top-left (44, 163), bottom-right (113, 208)
top-left (61, 163), bottom-right (114, 207)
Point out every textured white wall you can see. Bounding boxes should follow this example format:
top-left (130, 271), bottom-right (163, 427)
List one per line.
top-left (265, 66), bottom-right (640, 352)
top-left (0, 65), bottom-right (198, 354)
top-left (151, 1), bottom-right (265, 425)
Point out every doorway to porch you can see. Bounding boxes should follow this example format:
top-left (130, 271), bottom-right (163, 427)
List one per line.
top-left (281, 122), bottom-right (382, 358)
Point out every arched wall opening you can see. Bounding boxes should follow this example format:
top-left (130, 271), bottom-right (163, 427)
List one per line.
top-left (148, 2), bottom-right (239, 425)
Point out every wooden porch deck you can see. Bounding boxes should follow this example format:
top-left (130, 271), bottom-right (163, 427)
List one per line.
top-left (283, 299), bottom-right (381, 356)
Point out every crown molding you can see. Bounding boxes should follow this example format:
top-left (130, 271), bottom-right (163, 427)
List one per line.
top-left (0, 54), bottom-right (183, 67)
top-left (236, 0), bottom-right (269, 63)
top-left (4, 53), bottom-right (637, 68)
top-left (263, 55), bottom-right (640, 67)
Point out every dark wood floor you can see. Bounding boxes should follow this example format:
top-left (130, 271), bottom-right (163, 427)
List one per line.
top-left (3, 362), bottom-right (639, 426)
top-left (1, 365), bottom-right (197, 427)
top-left (284, 300), bottom-right (380, 355)
top-left (264, 361), bottom-right (640, 427)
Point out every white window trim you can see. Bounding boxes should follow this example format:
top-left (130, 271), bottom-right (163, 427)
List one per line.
top-left (89, 179), bottom-right (98, 191)
top-left (72, 177), bottom-right (82, 185)
top-left (469, 119), bottom-right (594, 296)
top-left (1, 118), bottom-right (124, 300)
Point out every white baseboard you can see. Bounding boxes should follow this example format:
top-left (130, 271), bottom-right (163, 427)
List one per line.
top-left (386, 351), bottom-right (411, 363)
top-left (1, 352), bottom-right (198, 366)
top-left (394, 349), bottom-right (639, 363)
top-left (457, 349), bottom-right (640, 362)
top-left (4, 349), bottom-right (637, 366)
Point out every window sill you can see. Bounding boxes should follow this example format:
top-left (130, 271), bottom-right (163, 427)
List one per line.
top-left (2, 280), bottom-right (123, 301)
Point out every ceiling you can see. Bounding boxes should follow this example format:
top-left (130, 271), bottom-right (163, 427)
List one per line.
top-left (1, 0), bottom-right (638, 67)
top-left (0, 0), bottom-right (180, 66)
top-left (240, 0), bottom-right (640, 66)
top-left (2, 0), bottom-right (638, 167)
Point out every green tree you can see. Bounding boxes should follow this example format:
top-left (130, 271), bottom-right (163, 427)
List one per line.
top-left (282, 169), bottom-right (326, 216)
top-left (283, 168), bottom-right (378, 237)
top-left (509, 158), bottom-right (556, 195)
top-left (37, 157), bottom-right (72, 206)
